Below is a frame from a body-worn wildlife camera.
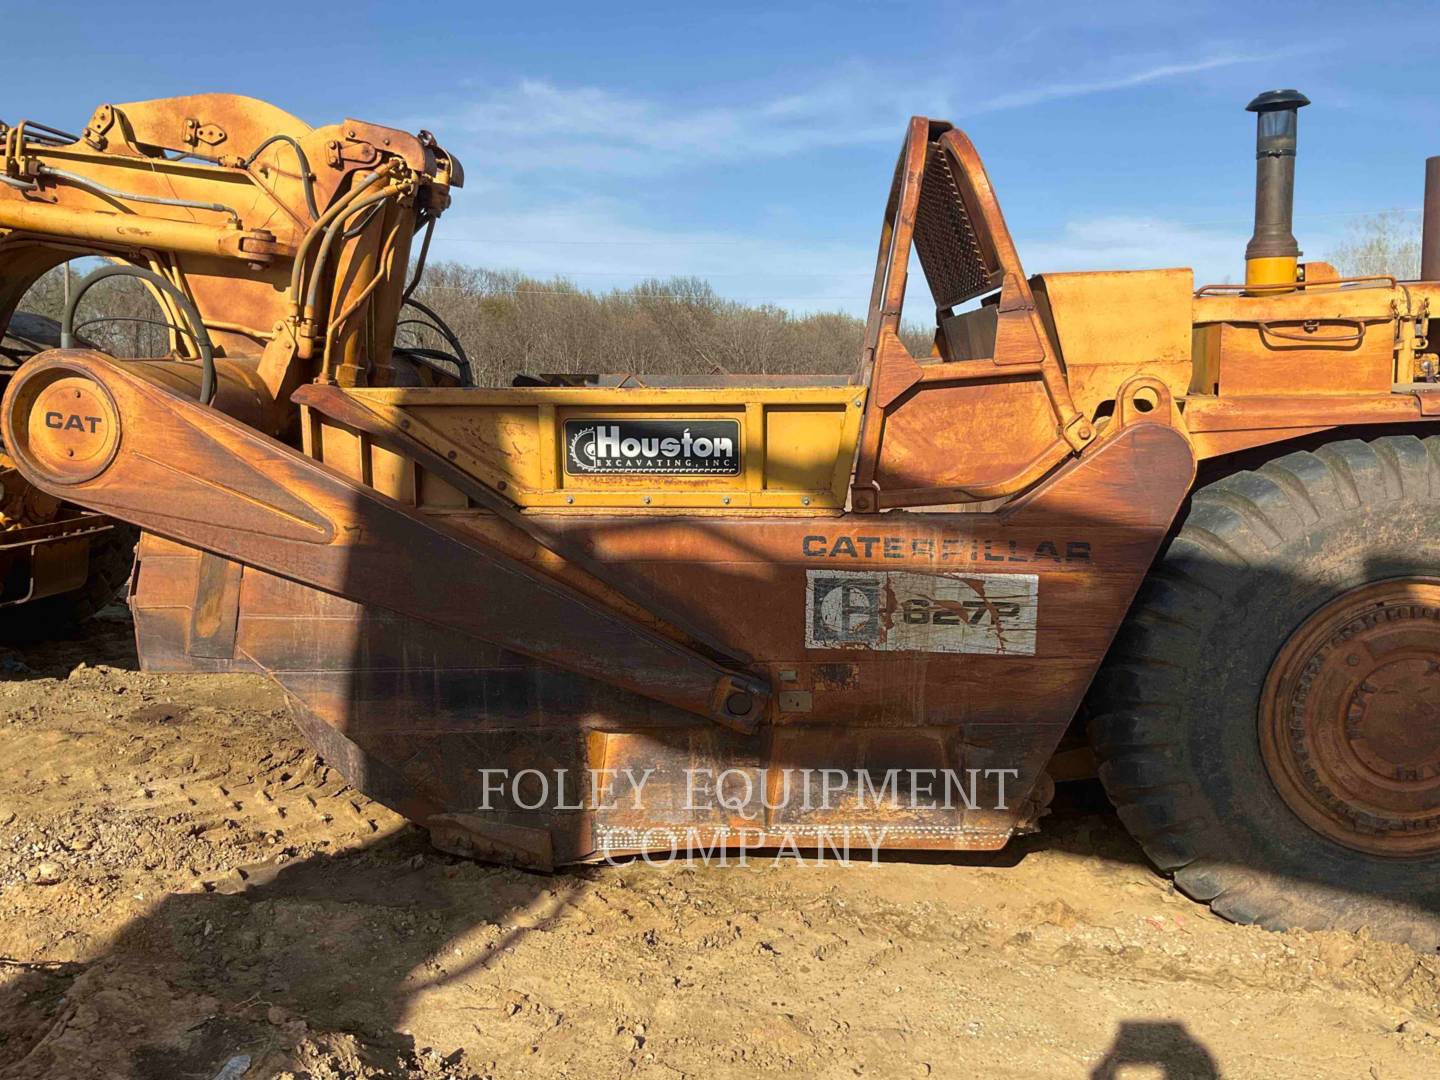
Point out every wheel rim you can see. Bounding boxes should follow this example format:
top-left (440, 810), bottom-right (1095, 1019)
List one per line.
top-left (1260, 578), bottom-right (1440, 858)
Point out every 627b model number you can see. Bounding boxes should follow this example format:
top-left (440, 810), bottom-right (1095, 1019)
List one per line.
top-left (806, 569), bottom-right (1039, 656)
top-left (899, 597), bottom-right (1023, 625)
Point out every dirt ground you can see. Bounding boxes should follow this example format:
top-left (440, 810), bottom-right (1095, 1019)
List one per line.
top-left (0, 612), bottom-right (1437, 1080)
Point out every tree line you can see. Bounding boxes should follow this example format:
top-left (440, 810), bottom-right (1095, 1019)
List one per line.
top-left (16, 260), bottom-right (926, 385)
top-left (10, 211), bottom-right (1420, 384)
top-left (401, 263), bottom-right (938, 386)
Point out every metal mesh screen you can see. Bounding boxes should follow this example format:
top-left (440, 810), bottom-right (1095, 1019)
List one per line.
top-left (913, 140), bottom-right (999, 309)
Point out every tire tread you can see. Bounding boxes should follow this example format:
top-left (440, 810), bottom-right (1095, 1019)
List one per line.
top-left (1088, 435), bottom-right (1440, 942)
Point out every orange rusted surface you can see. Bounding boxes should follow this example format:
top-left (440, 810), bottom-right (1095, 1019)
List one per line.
top-left (0, 94), bottom-right (461, 612)
top-left (108, 402), bottom-right (1191, 863)
top-left (1260, 579), bottom-right (1440, 858)
top-left (3, 95), bottom-right (1440, 867)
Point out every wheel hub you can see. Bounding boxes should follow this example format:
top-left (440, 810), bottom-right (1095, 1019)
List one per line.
top-left (1261, 579), bottom-right (1440, 857)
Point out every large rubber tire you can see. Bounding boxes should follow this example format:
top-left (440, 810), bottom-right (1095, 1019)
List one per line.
top-left (1089, 436), bottom-right (1440, 949)
top-left (0, 524), bottom-right (137, 644)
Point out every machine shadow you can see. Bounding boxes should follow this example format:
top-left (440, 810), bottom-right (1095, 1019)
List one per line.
top-left (0, 774), bottom-right (1163, 1080)
top-left (1, 827), bottom-right (578, 1078)
top-left (0, 793), bottom-right (1168, 1079)
top-left (1090, 1020), bottom-right (1221, 1080)
top-left (0, 602), bottom-right (137, 679)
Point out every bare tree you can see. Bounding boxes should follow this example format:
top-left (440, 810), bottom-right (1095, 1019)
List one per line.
top-left (1327, 211), bottom-right (1421, 279)
top-left (404, 260), bottom-right (941, 387)
top-left (17, 263), bottom-right (171, 356)
top-left (13, 257), bottom-right (936, 386)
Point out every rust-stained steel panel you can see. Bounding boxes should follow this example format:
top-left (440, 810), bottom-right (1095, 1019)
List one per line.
top-left (2, 352), bottom-right (769, 733)
top-left (118, 406), bottom-right (1192, 865)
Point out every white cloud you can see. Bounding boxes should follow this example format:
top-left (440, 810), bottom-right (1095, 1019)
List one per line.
top-left (438, 76), bottom-right (899, 175)
top-left (433, 47), bottom-right (1280, 177)
top-left (430, 194), bottom-right (877, 312)
top-left (1018, 215), bottom-right (1250, 286)
top-left (971, 53), bottom-right (1272, 114)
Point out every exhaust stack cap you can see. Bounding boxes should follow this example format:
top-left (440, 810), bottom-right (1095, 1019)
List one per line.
top-left (1245, 89), bottom-right (1311, 280)
top-left (1247, 88), bottom-right (1311, 116)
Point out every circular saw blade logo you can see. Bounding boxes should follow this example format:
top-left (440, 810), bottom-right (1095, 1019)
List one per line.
top-left (563, 418), bottom-right (741, 474)
top-left (569, 425), bottom-right (600, 470)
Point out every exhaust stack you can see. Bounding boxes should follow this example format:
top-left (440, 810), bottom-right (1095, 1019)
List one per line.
top-left (1422, 157), bottom-right (1440, 280)
top-left (1245, 89), bottom-right (1310, 290)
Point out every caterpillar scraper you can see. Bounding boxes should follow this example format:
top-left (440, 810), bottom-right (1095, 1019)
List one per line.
top-left (2, 90), bottom-right (1437, 946)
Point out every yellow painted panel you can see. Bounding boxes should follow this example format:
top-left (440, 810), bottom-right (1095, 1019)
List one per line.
top-left (317, 423), bottom-right (365, 482)
top-left (371, 444), bottom-right (415, 505)
top-left (764, 405), bottom-right (847, 491)
top-left (417, 406), bottom-right (543, 492)
top-left (1037, 268), bottom-right (1194, 418)
top-left (331, 385), bottom-right (866, 511)
top-left (417, 467), bottom-right (468, 509)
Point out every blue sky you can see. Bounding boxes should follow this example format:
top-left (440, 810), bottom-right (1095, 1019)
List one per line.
top-left (7, 1), bottom-right (1438, 314)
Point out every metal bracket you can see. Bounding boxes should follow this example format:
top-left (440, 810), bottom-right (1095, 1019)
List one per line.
top-left (183, 118), bottom-right (226, 148)
top-left (82, 104), bottom-right (114, 151)
top-left (1395, 383), bottom-right (1440, 416)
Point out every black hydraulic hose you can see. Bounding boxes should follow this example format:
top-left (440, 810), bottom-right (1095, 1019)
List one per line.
top-left (241, 134), bottom-right (321, 222)
top-left (25, 122), bottom-right (80, 144)
top-left (395, 347), bottom-right (468, 384)
top-left (403, 214), bottom-right (436, 301)
top-left (72, 315), bottom-right (201, 341)
top-left (401, 297), bottom-right (472, 385)
top-left (396, 320), bottom-right (468, 374)
top-left (61, 265), bottom-right (217, 404)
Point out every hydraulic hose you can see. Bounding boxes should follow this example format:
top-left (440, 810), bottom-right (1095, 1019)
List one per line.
top-left (36, 165), bottom-right (241, 224)
top-left (401, 297), bottom-right (473, 386)
top-left (241, 133), bottom-right (321, 222)
top-left (288, 161), bottom-right (399, 311)
top-left (60, 264), bottom-right (217, 405)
